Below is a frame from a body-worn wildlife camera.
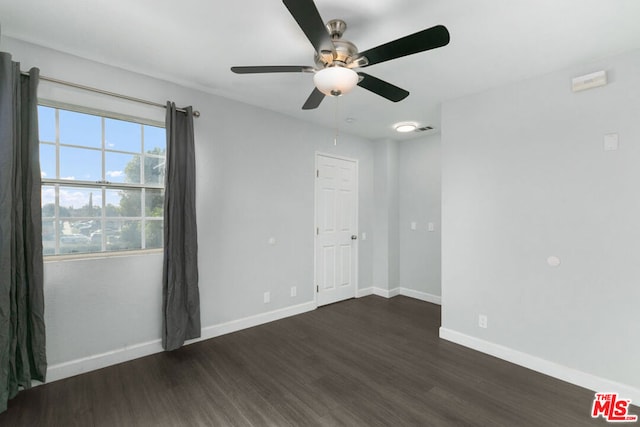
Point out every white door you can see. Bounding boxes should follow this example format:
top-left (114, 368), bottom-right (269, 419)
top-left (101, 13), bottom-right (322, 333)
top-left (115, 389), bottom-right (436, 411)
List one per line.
top-left (315, 154), bottom-right (358, 306)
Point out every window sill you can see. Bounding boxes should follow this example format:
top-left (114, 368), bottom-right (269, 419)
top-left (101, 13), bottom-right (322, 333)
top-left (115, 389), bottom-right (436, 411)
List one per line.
top-left (44, 248), bottom-right (163, 263)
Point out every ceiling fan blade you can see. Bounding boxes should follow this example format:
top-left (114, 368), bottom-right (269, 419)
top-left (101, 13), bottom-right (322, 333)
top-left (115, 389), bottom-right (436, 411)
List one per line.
top-left (357, 72), bottom-right (409, 102)
top-left (231, 66), bottom-right (314, 74)
top-left (358, 25), bottom-right (450, 67)
top-left (302, 87), bottom-right (325, 110)
top-left (282, 0), bottom-right (335, 56)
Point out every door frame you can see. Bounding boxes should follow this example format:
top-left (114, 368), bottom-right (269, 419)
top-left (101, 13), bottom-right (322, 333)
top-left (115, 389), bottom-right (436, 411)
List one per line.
top-left (314, 152), bottom-right (359, 307)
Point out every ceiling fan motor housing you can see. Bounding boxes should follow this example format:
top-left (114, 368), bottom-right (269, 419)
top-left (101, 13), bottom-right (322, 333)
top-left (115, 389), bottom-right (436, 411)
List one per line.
top-left (316, 39), bottom-right (358, 68)
top-left (315, 19), bottom-right (359, 68)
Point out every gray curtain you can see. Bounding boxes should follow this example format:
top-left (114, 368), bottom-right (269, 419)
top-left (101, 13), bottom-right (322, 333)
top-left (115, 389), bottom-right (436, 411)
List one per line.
top-left (0, 52), bottom-right (47, 413)
top-left (162, 102), bottom-right (200, 351)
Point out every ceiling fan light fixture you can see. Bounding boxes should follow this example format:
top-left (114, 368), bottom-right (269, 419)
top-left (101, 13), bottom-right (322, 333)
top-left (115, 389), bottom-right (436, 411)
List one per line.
top-left (394, 123), bottom-right (417, 133)
top-left (313, 67), bottom-right (359, 97)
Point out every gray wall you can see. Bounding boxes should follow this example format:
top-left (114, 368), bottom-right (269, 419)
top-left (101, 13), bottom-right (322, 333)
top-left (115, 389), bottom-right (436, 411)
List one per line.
top-left (398, 134), bottom-right (441, 298)
top-left (8, 31), bottom-right (636, 399)
top-left (372, 139), bottom-right (400, 291)
top-left (371, 135), bottom-right (442, 298)
top-left (3, 37), bottom-right (376, 368)
top-left (441, 48), bottom-right (640, 391)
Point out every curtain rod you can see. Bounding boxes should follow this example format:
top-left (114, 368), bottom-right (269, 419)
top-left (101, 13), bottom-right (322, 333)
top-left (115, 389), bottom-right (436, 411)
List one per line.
top-left (21, 71), bottom-right (200, 117)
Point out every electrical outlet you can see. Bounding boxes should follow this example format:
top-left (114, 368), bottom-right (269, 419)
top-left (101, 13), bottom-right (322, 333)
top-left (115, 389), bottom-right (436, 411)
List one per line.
top-left (263, 291), bottom-right (270, 304)
top-left (478, 314), bottom-right (488, 329)
top-left (290, 286), bottom-right (297, 297)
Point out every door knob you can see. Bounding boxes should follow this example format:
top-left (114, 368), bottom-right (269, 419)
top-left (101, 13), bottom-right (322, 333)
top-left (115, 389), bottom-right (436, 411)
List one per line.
top-left (351, 235), bottom-right (358, 240)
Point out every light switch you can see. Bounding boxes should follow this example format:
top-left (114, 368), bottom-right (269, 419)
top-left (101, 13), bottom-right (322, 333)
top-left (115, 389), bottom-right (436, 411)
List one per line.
top-left (428, 222), bottom-right (435, 232)
top-left (361, 232), bottom-right (367, 241)
top-left (410, 222), bottom-right (417, 230)
top-left (604, 133), bottom-right (619, 151)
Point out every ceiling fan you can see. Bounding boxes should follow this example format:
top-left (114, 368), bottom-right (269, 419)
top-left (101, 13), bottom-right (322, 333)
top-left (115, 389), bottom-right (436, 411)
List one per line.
top-left (231, 0), bottom-right (450, 110)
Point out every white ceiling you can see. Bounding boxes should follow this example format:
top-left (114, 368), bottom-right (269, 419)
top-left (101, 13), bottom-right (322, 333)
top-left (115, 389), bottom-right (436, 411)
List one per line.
top-left (2, 0), bottom-right (640, 140)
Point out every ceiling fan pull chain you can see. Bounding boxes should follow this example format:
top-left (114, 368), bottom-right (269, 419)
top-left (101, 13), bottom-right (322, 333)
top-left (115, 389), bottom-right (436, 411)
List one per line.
top-left (334, 96), bottom-right (339, 146)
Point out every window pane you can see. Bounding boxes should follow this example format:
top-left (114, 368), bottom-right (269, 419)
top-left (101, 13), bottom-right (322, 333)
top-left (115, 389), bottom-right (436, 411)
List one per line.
top-left (145, 189), bottom-right (164, 217)
top-left (41, 185), bottom-right (56, 217)
top-left (38, 106), bottom-right (56, 143)
top-left (104, 220), bottom-right (121, 250)
top-left (58, 187), bottom-right (102, 218)
top-left (144, 156), bottom-right (165, 186)
top-left (59, 110), bottom-right (101, 148)
top-left (40, 144), bottom-right (56, 180)
top-left (88, 221), bottom-right (104, 248)
top-left (106, 152), bottom-right (140, 184)
top-left (60, 219), bottom-right (100, 254)
top-left (42, 219), bottom-right (56, 256)
top-left (146, 220), bottom-right (163, 249)
top-left (106, 188), bottom-right (141, 217)
top-left (144, 125), bottom-right (166, 154)
top-left (120, 220), bottom-right (142, 250)
top-left (105, 118), bottom-right (141, 153)
top-left (60, 146), bottom-right (101, 181)
top-left (105, 220), bottom-right (142, 251)
top-left (105, 190), bottom-right (121, 216)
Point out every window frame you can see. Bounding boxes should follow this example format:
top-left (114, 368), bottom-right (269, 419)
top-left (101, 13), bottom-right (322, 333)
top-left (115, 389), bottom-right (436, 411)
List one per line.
top-left (39, 100), bottom-right (166, 258)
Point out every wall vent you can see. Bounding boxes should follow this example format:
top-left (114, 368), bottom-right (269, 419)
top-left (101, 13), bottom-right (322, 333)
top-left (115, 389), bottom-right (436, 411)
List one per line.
top-left (415, 126), bottom-right (434, 132)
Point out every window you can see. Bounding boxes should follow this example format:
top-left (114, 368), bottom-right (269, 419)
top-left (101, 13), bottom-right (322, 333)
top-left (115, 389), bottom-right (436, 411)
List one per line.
top-left (39, 104), bottom-right (166, 256)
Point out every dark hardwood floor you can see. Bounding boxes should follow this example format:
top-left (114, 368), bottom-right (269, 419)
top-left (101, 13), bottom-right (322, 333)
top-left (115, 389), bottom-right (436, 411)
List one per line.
top-left (0, 296), bottom-right (622, 426)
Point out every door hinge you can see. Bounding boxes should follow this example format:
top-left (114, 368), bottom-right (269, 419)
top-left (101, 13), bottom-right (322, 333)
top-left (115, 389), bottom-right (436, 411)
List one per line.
top-left (316, 227), bottom-right (319, 235)
top-left (316, 169), bottom-right (319, 178)
top-left (316, 285), bottom-right (319, 293)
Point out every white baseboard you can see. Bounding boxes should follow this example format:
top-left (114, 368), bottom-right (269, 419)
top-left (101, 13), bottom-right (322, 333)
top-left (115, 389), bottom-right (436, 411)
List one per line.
top-left (356, 287), bottom-right (374, 297)
top-left (47, 339), bottom-right (164, 383)
top-left (356, 286), bottom-right (441, 305)
top-left (47, 301), bottom-right (316, 383)
top-left (399, 288), bottom-right (441, 305)
top-left (372, 287), bottom-right (400, 298)
top-left (357, 286), bottom-right (393, 298)
top-left (439, 327), bottom-right (640, 404)
top-left (198, 301), bottom-right (315, 341)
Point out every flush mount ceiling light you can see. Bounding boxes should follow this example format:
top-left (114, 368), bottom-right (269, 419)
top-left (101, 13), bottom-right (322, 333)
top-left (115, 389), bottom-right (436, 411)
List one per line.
top-left (395, 123), bottom-right (417, 133)
top-left (313, 67), bottom-right (359, 96)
